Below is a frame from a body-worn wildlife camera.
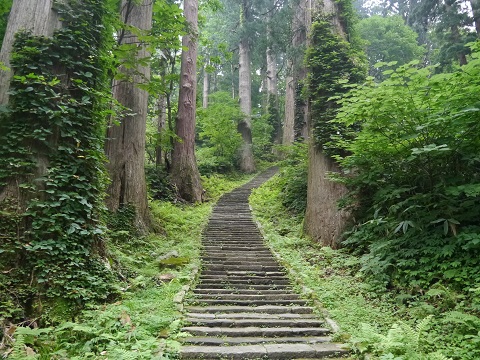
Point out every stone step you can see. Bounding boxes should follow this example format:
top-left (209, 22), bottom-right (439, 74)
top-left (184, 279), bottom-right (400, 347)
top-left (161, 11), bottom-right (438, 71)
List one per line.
top-left (192, 299), bottom-right (308, 306)
top-left (193, 289), bottom-right (295, 295)
top-left (194, 294), bottom-right (301, 301)
top-left (194, 284), bottom-right (291, 290)
top-left (199, 274), bottom-right (287, 280)
top-left (203, 259), bottom-right (284, 271)
top-left (203, 246), bottom-right (270, 251)
top-left (186, 318), bottom-right (325, 328)
top-left (202, 256), bottom-right (277, 261)
top-left (186, 312), bottom-right (318, 320)
top-left (197, 278), bottom-right (290, 285)
top-left (180, 343), bottom-right (348, 359)
top-left (202, 251), bottom-right (274, 256)
top-left (200, 270), bottom-right (285, 276)
top-left (182, 326), bottom-right (330, 337)
top-left (186, 305), bottom-right (314, 314)
top-left (182, 336), bottom-right (332, 346)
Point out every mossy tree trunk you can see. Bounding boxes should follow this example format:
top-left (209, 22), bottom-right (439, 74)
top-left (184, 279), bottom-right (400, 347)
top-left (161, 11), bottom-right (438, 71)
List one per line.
top-left (105, 0), bottom-right (153, 232)
top-left (304, 0), bottom-right (352, 248)
top-left (170, 0), bottom-right (203, 202)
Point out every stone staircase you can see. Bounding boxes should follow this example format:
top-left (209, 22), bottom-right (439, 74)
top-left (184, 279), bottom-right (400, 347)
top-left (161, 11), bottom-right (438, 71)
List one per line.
top-left (180, 168), bottom-right (348, 359)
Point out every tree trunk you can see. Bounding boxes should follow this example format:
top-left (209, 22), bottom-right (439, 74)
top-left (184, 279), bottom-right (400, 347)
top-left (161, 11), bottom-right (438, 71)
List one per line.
top-left (472, 0), bottom-right (480, 37)
top-left (283, 0), bottom-right (307, 143)
top-left (238, 0), bottom-right (255, 173)
top-left (283, 67), bottom-right (295, 145)
top-left (304, 0), bottom-right (350, 248)
top-left (203, 63), bottom-right (209, 108)
top-left (155, 93), bottom-right (167, 167)
top-left (0, 0), bottom-right (61, 105)
top-left (266, 27), bottom-right (282, 149)
top-left (238, 35), bottom-right (255, 173)
top-left (171, 0), bottom-right (203, 202)
top-left (105, 0), bottom-right (152, 232)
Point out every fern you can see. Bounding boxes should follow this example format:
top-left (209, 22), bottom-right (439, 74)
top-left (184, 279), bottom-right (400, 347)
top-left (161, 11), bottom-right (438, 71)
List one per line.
top-left (353, 316), bottom-right (452, 359)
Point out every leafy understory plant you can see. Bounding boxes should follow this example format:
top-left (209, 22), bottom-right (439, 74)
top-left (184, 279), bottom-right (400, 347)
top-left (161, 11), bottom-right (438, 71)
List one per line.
top-left (352, 316), bottom-right (451, 359)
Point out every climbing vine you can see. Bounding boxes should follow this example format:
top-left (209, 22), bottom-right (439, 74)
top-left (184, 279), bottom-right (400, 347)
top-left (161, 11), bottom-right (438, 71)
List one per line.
top-left (0, 0), bottom-right (116, 321)
top-left (306, 11), bottom-right (365, 156)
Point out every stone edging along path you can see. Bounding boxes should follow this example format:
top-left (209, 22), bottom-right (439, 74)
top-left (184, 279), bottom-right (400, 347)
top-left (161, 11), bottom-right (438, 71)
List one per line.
top-left (180, 168), bottom-right (348, 359)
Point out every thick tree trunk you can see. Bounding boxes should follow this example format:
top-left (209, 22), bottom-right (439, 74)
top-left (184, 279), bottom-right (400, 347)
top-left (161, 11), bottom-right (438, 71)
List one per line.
top-left (171, 0), bottom-right (203, 202)
top-left (105, 0), bottom-right (152, 232)
top-left (203, 64), bottom-right (209, 108)
top-left (0, 0), bottom-right (61, 105)
top-left (238, 31), bottom-right (255, 173)
top-left (304, 128), bottom-right (349, 248)
top-left (304, 0), bottom-right (350, 248)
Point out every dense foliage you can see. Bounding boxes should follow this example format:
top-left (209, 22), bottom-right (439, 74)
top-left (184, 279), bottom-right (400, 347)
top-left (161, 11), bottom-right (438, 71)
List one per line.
top-left (334, 44), bottom-right (480, 298)
top-left (0, 0), bottom-right (116, 321)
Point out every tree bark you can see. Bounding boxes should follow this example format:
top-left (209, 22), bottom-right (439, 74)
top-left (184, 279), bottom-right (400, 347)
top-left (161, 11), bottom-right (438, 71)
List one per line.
top-left (155, 93), bottom-right (167, 167)
top-left (266, 18), bottom-right (282, 148)
top-left (203, 63), bottom-right (209, 108)
top-left (283, 68), bottom-right (295, 145)
top-left (283, 0), bottom-right (307, 144)
top-left (238, 0), bottom-right (255, 173)
top-left (471, 0), bottom-right (480, 37)
top-left (105, 0), bottom-right (152, 232)
top-left (304, 0), bottom-right (350, 248)
top-left (170, 0), bottom-right (203, 202)
top-left (0, 0), bottom-right (61, 105)
top-left (238, 35), bottom-right (255, 173)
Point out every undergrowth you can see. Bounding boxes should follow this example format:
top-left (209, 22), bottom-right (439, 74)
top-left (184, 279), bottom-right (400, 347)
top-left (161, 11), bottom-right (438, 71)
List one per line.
top-left (1, 172), bottom-right (253, 359)
top-left (250, 174), bottom-right (479, 359)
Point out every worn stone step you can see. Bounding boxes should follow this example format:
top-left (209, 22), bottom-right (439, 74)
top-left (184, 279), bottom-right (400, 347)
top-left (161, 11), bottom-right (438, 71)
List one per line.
top-left (199, 273), bottom-right (287, 279)
top-left (185, 305), bottom-right (314, 314)
top-left (186, 318), bottom-right (325, 328)
top-left (201, 270), bottom-right (285, 277)
top-left (192, 299), bottom-right (308, 306)
top-left (203, 246), bottom-right (270, 251)
top-left (193, 289), bottom-right (295, 295)
top-left (194, 294), bottom-right (301, 301)
top-left (194, 284), bottom-right (291, 290)
top-left (197, 278), bottom-right (290, 285)
top-left (182, 336), bottom-right (332, 346)
top-left (186, 312), bottom-right (318, 320)
top-left (182, 326), bottom-right (330, 337)
top-left (202, 261), bottom-right (280, 267)
top-left (202, 264), bottom-right (283, 270)
top-left (202, 255), bottom-right (278, 265)
top-left (180, 343), bottom-right (348, 359)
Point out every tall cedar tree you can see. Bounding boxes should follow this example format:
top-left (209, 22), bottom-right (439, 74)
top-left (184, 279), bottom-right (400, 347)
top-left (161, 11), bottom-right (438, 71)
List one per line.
top-left (105, 0), bottom-right (153, 231)
top-left (304, 0), bottom-right (356, 247)
top-left (171, 0), bottom-right (203, 202)
top-left (238, 0), bottom-right (255, 173)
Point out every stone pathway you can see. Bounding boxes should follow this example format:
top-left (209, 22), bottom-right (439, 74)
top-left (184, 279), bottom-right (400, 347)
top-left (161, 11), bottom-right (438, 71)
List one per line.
top-left (180, 168), bottom-right (348, 359)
